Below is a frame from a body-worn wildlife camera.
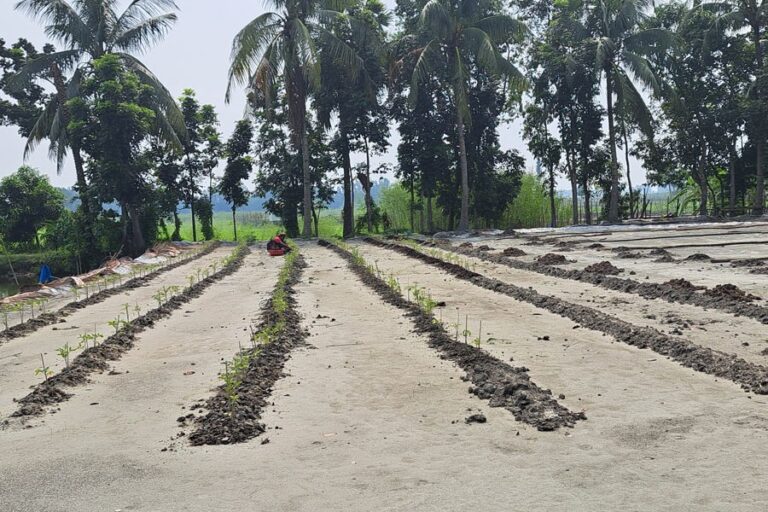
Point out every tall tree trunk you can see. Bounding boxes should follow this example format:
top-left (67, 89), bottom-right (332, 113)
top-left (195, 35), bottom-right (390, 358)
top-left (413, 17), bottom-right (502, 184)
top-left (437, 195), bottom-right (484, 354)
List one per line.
top-left (606, 72), bottom-right (621, 223)
top-left (172, 210), bottom-right (181, 241)
top-left (409, 175), bottom-right (415, 232)
top-left (622, 124), bottom-right (634, 218)
top-left (566, 151), bottom-right (579, 225)
top-left (340, 131), bottom-right (354, 238)
top-left (312, 204), bottom-right (319, 238)
top-left (365, 136), bottom-right (373, 233)
top-left (729, 152), bottom-right (737, 214)
top-left (284, 203), bottom-right (299, 238)
top-left (123, 203), bottom-right (146, 256)
top-left (301, 125), bottom-right (312, 238)
top-left (754, 24), bottom-right (766, 215)
top-left (187, 164), bottom-right (197, 243)
top-left (548, 165), bottom-right (557, 228)
top-left (755, 140), bottom-right (765, 214)
top-left (232, 207), bottom-right (238, 241)
top-left (456, 107), bottom-right (470, 231)
top-left (426, 196), bottom-right (434, 233)
top-left (697, 143), bottom-right (709, 216)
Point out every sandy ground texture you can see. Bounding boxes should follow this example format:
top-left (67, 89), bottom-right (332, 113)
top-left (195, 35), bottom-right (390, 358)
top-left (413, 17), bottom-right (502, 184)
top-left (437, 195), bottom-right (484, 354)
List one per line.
top-left (0, 246), bottom-right (235, 419)
top-left (475, 221), bottom-right (768, 298)
top-left (0, 242), bottom-right (767, 510)
top-left (419, 243), bottom-right (768, 364)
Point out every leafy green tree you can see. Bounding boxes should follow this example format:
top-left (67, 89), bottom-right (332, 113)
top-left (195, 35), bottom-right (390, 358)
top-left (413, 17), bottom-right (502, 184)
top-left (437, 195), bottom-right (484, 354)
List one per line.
top-left (219, 120), bottom-right (254, 241)
top-left (704, 0), bottom-right (768, 213)
top-left (0, 38), bottom-right (54, 137)
top-left (13, 0), bottom-right (184, 254)
top-left (529, 0), bottom-right (604, 224)
top-left (315, 0), bottom-right (390, 237)
top-left (177, 89), bottom-right (221, 241)
top-left (196, 197), bottom-right (215, 241)
top-left (643, 2), bottom-right (747, 216)
top-left (0, 166), bottom-right (64, 248)
top-left (523, 103), bottom-right (562, 227)
top-left (405, 0), bottom-right (527, 231)
top-left (587, 0), bottom-right (671, 222)
top-left (227, 0), bottom-right (365, 238)
top-left (68, 54), bottom-right (156, 256)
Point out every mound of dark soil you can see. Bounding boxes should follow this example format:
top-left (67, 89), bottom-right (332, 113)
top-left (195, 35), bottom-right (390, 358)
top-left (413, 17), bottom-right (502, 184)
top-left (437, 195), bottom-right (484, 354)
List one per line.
top-left (649, 248), bottom-right (672, 256)
top-left (584, 261), bottom-right (624, 275)
top-left (654, 255), bottom-right (676, 263)
top-left (536, 253), bottom-right (569, 265)
top-left (686, 253), bottom-right (712, 261)
top-left (750, 266), bottom-right (768, 275)
top-left (502, 247), bottom-right (527, 257)
top-left (663, 278), bottom-right (704, 291)
top-left (458, 242), bottom-right (473, 249)
top-left (731, 259), bottom-right (767, 268)
top-left (189, 254), bottom-right (307, 446)
top-left (616, 251), bottom-right (643, 259)
top-left (586, 243), bottom-right (605, 249)
top-left (477, 245), bottom-right (494, 252)
top-left (704, 284), bottom-right (761, 303)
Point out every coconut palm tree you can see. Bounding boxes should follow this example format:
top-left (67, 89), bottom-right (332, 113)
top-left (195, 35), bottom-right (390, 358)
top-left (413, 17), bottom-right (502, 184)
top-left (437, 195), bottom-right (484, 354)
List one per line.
top-left (406, 0), bottom-right (526, 231)
top-left (589, 0), bottom-right (672, 222)
top-left (227, 0), bottom-right (366, 238)
top-left (13, 0), bottom-right (185, 231)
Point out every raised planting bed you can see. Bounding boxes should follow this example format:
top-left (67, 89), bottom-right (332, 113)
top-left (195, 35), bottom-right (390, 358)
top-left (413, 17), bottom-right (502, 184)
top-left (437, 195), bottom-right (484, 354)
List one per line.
top-left (367, 238), bottom-right (768, 395)
top-left (420, 239), bottom-right (768, 324)
top-left (322, 239), bottom-right (585, 432)
top-left (0, 242), bottom-right (219, 344)
top-left (187, 246), bottom-right (307, 445)
top-left (7, 244), bottom-right (248, 419)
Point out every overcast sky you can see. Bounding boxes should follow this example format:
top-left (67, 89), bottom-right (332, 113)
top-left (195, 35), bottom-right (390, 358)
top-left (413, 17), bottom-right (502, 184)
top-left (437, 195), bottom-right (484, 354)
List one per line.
top-left (0, 0), bottom-right (647, 190)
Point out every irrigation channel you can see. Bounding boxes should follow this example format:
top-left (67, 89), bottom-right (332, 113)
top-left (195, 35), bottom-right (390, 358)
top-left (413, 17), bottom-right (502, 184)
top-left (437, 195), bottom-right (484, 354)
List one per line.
top-left (0, 229), bottom-right (767, 510)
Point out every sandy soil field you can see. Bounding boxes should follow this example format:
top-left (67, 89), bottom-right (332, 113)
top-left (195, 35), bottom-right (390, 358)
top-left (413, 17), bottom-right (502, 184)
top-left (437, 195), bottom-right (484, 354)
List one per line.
top-left (1, 222), bottom-right (767, 511)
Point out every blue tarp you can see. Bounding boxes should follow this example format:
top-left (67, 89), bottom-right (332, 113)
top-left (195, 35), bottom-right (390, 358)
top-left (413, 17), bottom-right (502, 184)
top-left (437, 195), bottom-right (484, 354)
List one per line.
top-left (38, 264), bottom-right (53, 284)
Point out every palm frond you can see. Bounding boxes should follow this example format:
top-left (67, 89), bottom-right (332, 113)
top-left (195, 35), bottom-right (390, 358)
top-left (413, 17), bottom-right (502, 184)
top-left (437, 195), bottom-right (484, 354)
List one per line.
top-left (621, 49), bottom-right (661, 95)
top-left (460, 27), bottom-right (498, 72)
top-left (624, 27), bottom-right (676, 56)
top-left (475, 15), bottom-right (528, 44)
top-left (118, 52), bottom-right (185, 146)
top-left (420, 0), bottom-right (450, 39)
top-left (6, 49), bottom-right (82, 91)
top-left (407, 39), bottom-right (442, 107)
top-left (24, 94), bottom-right (61, 161)
top-left (614, 67), bottom-right (653, 137)
top-left (15, 0), bottom-right (93, 50)
top-left (287, 17), bottom-right (321, 92)
top-left (112, 13), bottom-right (177, 53)
top-left (226, 12), bottom-right (283, 102)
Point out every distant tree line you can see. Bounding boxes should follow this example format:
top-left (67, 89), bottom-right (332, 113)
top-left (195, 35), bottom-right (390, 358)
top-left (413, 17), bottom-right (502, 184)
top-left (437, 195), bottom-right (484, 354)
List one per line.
top-left (1, 0), bottom-right (767, 267)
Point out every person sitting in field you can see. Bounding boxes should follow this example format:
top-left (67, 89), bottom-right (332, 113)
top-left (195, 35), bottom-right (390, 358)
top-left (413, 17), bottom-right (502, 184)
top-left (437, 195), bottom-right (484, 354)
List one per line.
top-left (266, 233), bottom-right (291, 256)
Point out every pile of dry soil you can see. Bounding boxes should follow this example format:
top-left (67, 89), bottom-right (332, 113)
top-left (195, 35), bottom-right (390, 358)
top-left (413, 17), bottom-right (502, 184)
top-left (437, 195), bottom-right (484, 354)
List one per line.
top-left (536, 253), bottom-right (569, 265)
top-left (584, 261), bottom-right (624, 275)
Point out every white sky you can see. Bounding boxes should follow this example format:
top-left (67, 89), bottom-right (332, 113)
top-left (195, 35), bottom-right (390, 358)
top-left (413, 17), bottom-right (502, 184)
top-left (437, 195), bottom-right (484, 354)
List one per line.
top-left (0, 0), bottom-right (647, 190)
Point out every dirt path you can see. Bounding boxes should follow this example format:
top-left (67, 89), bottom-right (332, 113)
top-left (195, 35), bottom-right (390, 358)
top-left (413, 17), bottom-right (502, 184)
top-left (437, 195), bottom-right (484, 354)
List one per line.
top-left (0, 246), bottom-right (234, 419)
top-left (421, 244), bottom-right (768, 363)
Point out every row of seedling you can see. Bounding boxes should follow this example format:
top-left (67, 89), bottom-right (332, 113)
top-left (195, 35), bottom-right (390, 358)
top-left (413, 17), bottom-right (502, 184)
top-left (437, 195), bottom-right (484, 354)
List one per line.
top-left (31, 249), bottom-right (205, 382)
top-left (219, 243), bottom-right (298, 413)
top-left (2, 246), bottom-right (204, 334)
top-left (338, 240), bottom-right (487, 349)
top-left (1, 297), bottom-right (50, 330)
